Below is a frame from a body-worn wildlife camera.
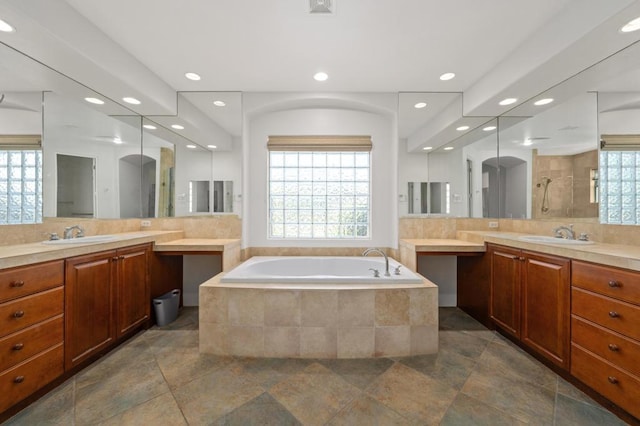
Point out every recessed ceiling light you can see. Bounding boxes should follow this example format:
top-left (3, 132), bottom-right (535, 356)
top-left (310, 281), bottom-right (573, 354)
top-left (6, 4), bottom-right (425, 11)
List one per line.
top-left (0, 19), bottom-right (15, 32)
top-left (523, 140), bottom-right (533, 146)
top-left (534, 98), bottom-right (554, 106)
top-left (621, 16), bottom-right (640, 33)
top-left (122, 97), bottom-right (141, 105)
top-left (186, 144), bottom-right (197, 149)
top-left (439, 72), bottom-right (456, 81)
top-left (185, 72), bottom-right (201, 81)
top-left (113, 137), bottom-right (123, 145)
top-left (143, 124), bottom-right (156, 130)
top-left (483, 126), bottom-right (497, 131)
top-left (171, 124), bottom-right (184, 130)
top-left (414, 102), bottom-right (427, 109)
top-left (314, 72), bottom-right (329, 82)
top-left (213, 100), bottom-right (226, 107)
top-left (207, 145), bottom-right (217, 149)
top-left (456, 126), bottom-right (470, 131)
top-left (443, 147), bottom-right (454, 151)
top-left (84, 97), bottom-right (104, 105)
top-left (499, 98), bottom-right (518, 106)
top-left (422, 146), bottom-right (433, 151)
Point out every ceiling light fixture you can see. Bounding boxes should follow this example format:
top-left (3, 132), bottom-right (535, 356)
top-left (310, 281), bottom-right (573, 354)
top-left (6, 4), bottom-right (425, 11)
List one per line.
top-left (113, 137), bottom-right (123, 145)
top-left (185, 72), bottom-right (201, 81)
top-left (523, 140), bottom-right (533, 146)
top-left (439, 72), bottom-right (456, 81)
top-left (213, 100), bottom-right (226, 107)
top-left (443, 147), bottom-right (454, 151)
top-left (186, 144), bottom-right (197, 149)
top-left (171, 124), bottom-right (184, 130)
top-left (122, 97), bottom-right (141, 105)
top-left (313, 72), bottom-right (329, 82)
top-left (84, 97), bottom-right (104, 105)
top-left (0, 19), bottom-right (15, 32)
top-left (483, 126), bottom-right (497, 131)
top-left (456, 126), bottom-right (469, 131)
top-left (534, 98), bottom-right (554, 106)
top-left (414, 102), bottom-right (427, 109)
top-left (143, 124), bottom-right (156, 130)
top-left (422, 146), bottom-right (432, 151)
top-left (499, 98), bottom-right (517, 106)
top-left (207, 145), bottom-right (217, 149)
top-left (621, 16), bottom-right (640, 33)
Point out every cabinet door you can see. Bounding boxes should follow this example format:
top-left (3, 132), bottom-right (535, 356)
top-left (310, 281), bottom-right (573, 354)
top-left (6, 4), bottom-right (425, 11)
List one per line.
top-left (65, 251), bottom-right (117, 370)
top-left (489, 245), bottom-right (521, 338)
top-left (116, 244), bottom-right (150, 337)
top-left (521, 251), bottom-right (570, 369)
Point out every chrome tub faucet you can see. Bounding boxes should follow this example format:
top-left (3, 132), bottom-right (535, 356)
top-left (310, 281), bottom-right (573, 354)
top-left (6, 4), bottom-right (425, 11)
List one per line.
top-left (363, 247), bottom-right (390, 277)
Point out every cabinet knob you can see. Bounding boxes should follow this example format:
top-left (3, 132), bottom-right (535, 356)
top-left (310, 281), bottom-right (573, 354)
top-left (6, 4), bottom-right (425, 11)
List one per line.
top-left (12, 310), bottom-right (25, 318)
top-left (608, 376), bottom-right (619, 385)
top-left (10, 280), bottom-right (25, 288)
top-left (12, 343), bottom-right (24, 351)
top-left (608, 280), bottom-right (620, 288)
top-left (518, 256), bottom-right (526, 261)
top-left (119, 255), bottom-right (125, 260)
top-left (608, 343), bottom-right (619, 352)
top-left (609, 311), bottom-right (620, 318)
top-left (13, 376), bottom-right (25, 384)
top-left (112, 256), bottom-right (119, 262)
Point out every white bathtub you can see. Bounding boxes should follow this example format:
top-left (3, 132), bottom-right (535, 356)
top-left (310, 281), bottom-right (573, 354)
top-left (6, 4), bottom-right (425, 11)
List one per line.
top-left (220, 256), bottom-right (424, 284)
top-left (199, 255), bottom-right (439, 359)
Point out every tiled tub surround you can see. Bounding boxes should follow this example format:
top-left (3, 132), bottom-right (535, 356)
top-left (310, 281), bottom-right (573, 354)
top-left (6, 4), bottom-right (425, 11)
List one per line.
top-left (199, 268), bottom-right (438, 359)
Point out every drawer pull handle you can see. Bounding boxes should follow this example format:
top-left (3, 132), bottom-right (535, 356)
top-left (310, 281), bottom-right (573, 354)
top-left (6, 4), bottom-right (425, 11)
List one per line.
top-left (112, 256), bottom-right (119, 262)
top-left (13, 311), bottom-right (25, 318)
top-left (13, 376), bottom-right (25, 384)
top-left (608, 280), bottom-right (620, 288)
top-left (12, 343), bottom-right (24, 351)
top-left (608, 376), bottom-right (619, 385)
top-left (10, 280), bottom-right (25, 288)
top-left (608, 344), bottom-right (619, 352)
top-left (608, 311), bottom-right (620, 318)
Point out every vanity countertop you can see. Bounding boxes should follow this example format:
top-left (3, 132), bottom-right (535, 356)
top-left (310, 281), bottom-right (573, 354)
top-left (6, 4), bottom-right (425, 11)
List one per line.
top-left (0, 231), bottom-right (188, 269)
top-left (153, 238), bottom-right (241, 252)
top-left (455, 230), bottom-right (640, 272)
top-left (399, 238), bottom-right (486, 253)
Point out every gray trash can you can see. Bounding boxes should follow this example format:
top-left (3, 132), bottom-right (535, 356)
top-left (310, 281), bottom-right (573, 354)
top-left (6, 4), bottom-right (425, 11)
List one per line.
top-left (153, 289), bottom-right (181, 326)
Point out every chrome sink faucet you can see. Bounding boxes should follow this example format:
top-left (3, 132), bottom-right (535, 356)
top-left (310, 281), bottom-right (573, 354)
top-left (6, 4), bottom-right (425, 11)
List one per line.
top-left (63, 225), bottom-right (85, 239)
top-left (363, 248), bottom-right (390, 277)
top-left (553, 224), bottom-right (575, 240)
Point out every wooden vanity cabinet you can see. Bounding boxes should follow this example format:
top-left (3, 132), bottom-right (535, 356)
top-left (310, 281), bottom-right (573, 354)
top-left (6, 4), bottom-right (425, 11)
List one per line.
top-left (65, 243), bottom-right (150, 370)
top-left (488, 244), bottom-right (571, 369)
top-left (0, 261), bottom-right (64, 413)
top-left (570, 260), bottom-right (640, 419)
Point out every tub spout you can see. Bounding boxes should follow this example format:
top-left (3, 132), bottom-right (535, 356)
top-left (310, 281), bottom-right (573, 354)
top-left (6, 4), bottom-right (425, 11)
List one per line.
top-left (363, 248), bottom-right (390, 277)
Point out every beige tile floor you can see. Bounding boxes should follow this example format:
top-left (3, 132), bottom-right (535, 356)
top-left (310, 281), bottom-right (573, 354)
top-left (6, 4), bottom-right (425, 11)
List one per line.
top-left (4, 307), bottom-right (630, 425)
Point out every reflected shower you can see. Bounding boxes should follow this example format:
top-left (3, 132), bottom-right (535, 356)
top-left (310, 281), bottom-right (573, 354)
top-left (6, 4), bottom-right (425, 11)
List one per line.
top-left (537, 176), bottom-right (552, 213)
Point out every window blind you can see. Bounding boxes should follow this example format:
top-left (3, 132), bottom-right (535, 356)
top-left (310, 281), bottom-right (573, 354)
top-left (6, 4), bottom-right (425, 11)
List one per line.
top-left (267, 135), bottom-right (372, 152)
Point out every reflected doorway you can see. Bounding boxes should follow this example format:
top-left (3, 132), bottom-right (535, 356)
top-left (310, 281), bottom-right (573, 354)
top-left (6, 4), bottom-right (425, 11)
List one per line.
top-left (119, 154), bottom-right (156, 218)
top-left (57, 154), bottom-right (95, 218)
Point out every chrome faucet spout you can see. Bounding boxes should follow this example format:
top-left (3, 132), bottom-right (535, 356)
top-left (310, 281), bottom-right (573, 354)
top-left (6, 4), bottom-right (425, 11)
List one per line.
top-left (64, 225), bottom-right (85, 239)
top-left (363, 248), bottom-right (390, 277)
top-left (553, 224), bottom-right (575, 240)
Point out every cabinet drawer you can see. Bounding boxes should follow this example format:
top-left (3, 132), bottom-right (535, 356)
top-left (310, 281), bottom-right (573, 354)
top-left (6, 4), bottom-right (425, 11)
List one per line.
top-left (572, 287), bottom-right (640, 341)
top-left (0, 315), bottom-right (63, 373)
top-left (0, 261), bottom-right (64, 303)
top-left (572, 315), bottom-right (640, 377)
top-left (572, 261), bottom-right (640, 304)
top-left (0, 287), bottom-right (64, 337)
top-left (571, 343), bottom-right (640, 419)
top-left (0, 343), bottom-right (64, 413)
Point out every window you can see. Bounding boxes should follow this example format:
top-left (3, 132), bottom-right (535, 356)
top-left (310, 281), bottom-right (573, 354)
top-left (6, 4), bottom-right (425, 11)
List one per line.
top-left (268, 136), bottom-right (371, 239)
top-left (599, 150), bottom-right (640, 224)
top-left (0, 149), bottom-right (43, 224)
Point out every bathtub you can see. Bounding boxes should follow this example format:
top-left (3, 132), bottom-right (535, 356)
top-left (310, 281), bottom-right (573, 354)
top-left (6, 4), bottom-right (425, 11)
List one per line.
top-left (199, 256), bottom-right (438, 358)
top-left (220, 256), bottom-right (424, 285)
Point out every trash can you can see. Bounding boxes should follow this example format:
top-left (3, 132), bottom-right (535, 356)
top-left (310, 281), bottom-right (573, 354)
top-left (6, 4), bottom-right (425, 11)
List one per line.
top-left (153, 289), bottom-right (181, 326)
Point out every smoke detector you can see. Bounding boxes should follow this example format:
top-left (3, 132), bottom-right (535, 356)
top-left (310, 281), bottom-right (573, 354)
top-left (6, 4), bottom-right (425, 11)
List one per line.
top-left (310, 0), bottom-right (334, 14)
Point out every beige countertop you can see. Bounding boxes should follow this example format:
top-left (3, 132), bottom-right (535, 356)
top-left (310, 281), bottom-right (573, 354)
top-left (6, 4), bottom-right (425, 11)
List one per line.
top-left (455, 230), bottom-right (640, 272)
top-left (154, 238), bottom-right (240, 252)
top-left (0, 231), bottom-right (185, 269)
top-left (400, 238), bottom-right (486, 253)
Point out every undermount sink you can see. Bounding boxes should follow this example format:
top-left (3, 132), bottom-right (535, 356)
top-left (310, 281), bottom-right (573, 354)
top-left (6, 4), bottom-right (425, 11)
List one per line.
top-left (42, 235), bottom-right (117, 245)
top-left (518, 235), bottom-right (595, 245)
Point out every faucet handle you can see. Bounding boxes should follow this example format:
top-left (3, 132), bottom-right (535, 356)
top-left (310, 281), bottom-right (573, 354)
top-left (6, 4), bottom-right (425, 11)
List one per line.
top-left (44, 232), bottom-right (59, 241)
top-left (393, 265), bottom-right (402, 275)
top-left (369, 268), bottom-right (380, 278)
top-left (578, 232), bottom-right (589, 241)
top-left (76, 227), bottom-right (85, 238)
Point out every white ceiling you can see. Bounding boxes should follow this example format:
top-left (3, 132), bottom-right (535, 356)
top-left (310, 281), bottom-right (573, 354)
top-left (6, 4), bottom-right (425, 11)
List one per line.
top-left (1, 0), bottom-right (640, 151)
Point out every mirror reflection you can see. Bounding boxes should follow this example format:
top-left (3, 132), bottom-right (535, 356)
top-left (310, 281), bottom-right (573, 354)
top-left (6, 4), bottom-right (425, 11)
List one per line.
top-left (213, 180), bottom-right (234, 213)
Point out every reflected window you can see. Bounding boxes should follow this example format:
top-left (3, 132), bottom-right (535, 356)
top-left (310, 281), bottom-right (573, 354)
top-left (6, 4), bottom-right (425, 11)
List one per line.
top-left (0, 149), bottom-right (42, 224)
top-left (599, 151), bottom-right (640, 224)
top-left (268, 151), bottom-right (370, 239)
